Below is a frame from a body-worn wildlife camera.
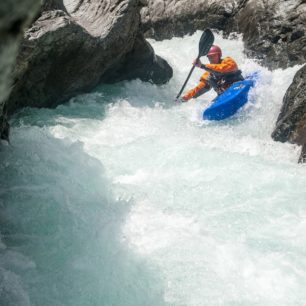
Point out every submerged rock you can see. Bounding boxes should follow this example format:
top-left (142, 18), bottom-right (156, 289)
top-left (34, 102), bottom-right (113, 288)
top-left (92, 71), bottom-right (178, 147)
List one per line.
top-left (271, 64), bottom-right (306, 162)
top-left (6, 0), bottom-right (172, 114)
top-left (0, 0), bottom-right (40, 140)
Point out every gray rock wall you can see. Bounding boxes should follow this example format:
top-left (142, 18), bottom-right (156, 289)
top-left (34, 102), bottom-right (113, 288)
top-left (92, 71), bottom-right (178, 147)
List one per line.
top-left (233, 0), bottom-right (306, 70)
top-left (141, 0), bottom-right (237, 41)
top-left (0, 0), bottom-right (40, 140)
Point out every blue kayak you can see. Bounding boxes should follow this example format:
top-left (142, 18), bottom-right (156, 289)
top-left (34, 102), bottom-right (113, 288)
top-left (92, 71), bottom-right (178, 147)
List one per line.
top-left (203, 75), bottom-right (256, 121)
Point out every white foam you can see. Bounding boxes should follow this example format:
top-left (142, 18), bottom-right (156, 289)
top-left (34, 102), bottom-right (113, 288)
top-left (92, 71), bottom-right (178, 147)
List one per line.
top-left (2, 31), bottom-right (306, 306)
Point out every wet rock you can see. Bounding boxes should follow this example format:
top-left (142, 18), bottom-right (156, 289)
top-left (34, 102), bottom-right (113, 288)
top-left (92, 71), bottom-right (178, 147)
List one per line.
top-left (41, 0), bottom-right (67, 12)
top-left (101, 33), bottom-right (173, 84)
top-left (6, 0), bottom-right (172, 114)
top-left (6, 0), bottom-right (139, 112)
top-left (0, 0), bottom-right (40, 140)
top-left (141, 0), bottom-right (237, 41)
top-left (271, 64), bottom-right (306, 161)
top-left (298, 143), bottom-right (306, 163)
top-left (232, 0), bottom-right (306, 69)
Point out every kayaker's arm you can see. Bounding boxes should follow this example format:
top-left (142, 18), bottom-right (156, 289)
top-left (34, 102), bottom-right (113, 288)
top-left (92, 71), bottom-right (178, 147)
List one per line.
top-left (201, 64), bottom-right (223, 76)
top-left (201, 57), bottom-right (239, 75)
top-left (201, 64), bottom-right (243, 78)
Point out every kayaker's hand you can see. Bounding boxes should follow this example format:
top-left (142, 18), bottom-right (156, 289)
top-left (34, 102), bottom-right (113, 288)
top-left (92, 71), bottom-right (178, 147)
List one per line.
top-left (181, 94), bottom-right (190, 102)
top-left (193, 59), bottom-right (202, 67)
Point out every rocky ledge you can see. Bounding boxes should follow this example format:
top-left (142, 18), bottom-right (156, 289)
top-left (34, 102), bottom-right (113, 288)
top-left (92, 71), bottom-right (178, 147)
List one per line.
top-left (5, 0), bottom-right (172, 115)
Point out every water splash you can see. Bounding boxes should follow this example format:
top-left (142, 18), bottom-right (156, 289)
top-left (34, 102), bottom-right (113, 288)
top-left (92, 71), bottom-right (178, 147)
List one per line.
top-left (1, 31), bottom-right (305, 306)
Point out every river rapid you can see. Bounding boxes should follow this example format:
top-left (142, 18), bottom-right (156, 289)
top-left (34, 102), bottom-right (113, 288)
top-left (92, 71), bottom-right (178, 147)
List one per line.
top-left (0, 32), bottom-right (305, 306)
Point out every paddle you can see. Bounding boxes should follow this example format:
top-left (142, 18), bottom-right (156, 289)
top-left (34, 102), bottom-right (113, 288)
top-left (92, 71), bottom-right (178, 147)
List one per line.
top-left (175, 29), bottom-right (214, 102)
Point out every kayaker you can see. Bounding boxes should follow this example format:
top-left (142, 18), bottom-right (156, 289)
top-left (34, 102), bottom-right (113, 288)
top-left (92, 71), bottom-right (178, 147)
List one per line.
top-left (181, 45), bottom-right (244, 102)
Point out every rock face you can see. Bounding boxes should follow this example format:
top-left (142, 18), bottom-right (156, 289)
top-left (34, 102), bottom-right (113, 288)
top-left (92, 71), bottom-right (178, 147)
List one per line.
top-left (299, 143), bottom-right (306, 163)
top-left (6, 0), bottom-right (173, 114)
top-left (232, 0), bottom-right (306, 70)
top-left (0, 0), bottom-right (40, 140)
top-left (271, 64), bottom-right (306, 162)
top-left (141, 0), bottom-right (306, 69)
top-left (141, 0), bottom-right (237, 40)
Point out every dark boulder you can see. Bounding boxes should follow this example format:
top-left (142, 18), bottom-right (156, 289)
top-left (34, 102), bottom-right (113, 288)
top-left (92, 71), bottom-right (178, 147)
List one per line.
top-left (101, 33), bottom-right (173, 84)
top-left (271, 64), bottom-right (306, 162)
top-left (6, 0), bottom-right (173, 114)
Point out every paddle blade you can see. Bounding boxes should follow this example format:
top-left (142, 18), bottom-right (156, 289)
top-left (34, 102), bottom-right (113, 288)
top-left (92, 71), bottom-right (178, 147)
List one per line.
top-left (198, 29), bottom-right (214, 57)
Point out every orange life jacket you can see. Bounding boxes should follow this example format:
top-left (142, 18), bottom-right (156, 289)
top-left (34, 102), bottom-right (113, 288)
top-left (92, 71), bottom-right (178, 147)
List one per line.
top-left (183, 57), bottom-right (243, 100)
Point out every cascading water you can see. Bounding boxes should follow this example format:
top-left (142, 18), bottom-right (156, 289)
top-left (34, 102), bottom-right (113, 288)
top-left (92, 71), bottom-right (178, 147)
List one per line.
top-left (0, 32), bottom-right (306, 306)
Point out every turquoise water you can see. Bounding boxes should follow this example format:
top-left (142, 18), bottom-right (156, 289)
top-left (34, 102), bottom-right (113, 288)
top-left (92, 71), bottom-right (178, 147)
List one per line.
top-left (1, 32), bottom-right (306, 306)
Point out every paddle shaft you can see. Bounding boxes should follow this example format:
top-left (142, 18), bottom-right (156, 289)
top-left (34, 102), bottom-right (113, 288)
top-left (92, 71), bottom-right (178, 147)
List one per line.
top-left (175, 57), bottom-right (199, 100)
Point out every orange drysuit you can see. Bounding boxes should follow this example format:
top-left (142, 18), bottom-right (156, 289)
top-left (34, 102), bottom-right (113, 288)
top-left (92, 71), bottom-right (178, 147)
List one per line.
top-left (183, 57), bottom-right (243, 101)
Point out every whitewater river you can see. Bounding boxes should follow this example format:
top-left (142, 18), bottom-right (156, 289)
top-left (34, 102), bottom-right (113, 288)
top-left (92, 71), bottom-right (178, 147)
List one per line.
top-left (1, 32), bottom-right (306, 306)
